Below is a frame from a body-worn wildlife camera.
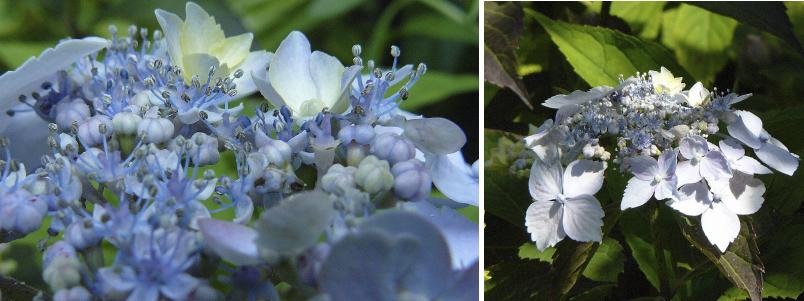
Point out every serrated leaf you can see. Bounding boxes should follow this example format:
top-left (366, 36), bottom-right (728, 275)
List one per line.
top-left (582, 237), bottom-right (625, 283)
top-left (677, 216), bottom-right (764, 301)
top-left (661, 4), bottom-right (738, 84)
top-left (527, 8), bottom-right (692, 88)
top-left (688, 1), bottom-right (804, 54)
top-left (484, 2), bottom-right (531, 108)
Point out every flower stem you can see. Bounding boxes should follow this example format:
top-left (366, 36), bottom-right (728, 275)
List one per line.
top-left (651, 202), bottom-right (671, 299)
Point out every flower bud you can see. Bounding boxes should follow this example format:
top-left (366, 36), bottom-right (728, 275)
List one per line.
top-left (321, 164), bottom-right (357, 195)
top-left (0, 190), bottom-right (48, 235)
top-left (130, 90), bottom-right (160, 108)
top-left (391, 159), bottom-right (431, 201)
top-left (77, 115), bottom-right (112, 146)
top-left (58, 133), bottom-right (78, 153)
top-left (259, 139), bottom-right (292, 167)
top-left (190, 132), bottom-right (220, 166)
top-left (54, 286), bottom-right (91, 301)
top-left (43, 241), bottom-right (78, 267)
top-left (64, 220), bottom-right (102, 250)
top-left (111, 112), bottom-right (142, 135)
top-left (55, 99), bottom-right (90, 130)
top-left (370, 133), bottom-right (415, 165)
top-left (338, 124), bottom-right (375, 145)
top-left (138, 116), bottom-right (174, 143)
top-left (43, 256), bottom-right (83, 290)
top-left (355, 156), bottom-right (393, 194)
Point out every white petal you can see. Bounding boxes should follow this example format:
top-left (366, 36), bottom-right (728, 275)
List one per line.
top-left (404, 117), bottom-right (466, 155)
top-left (198, 218), bottom-right (261, 265)
top-left (525, 201), bottom-right (565, 251)
top-left (232, 51), bottom-right (271, 98)
top-left (555, 104), bottom-right (581, 125)
top-left (700, 151), bottom-right (732, 182)
top-left (181, 2), bottom-right (225, 54)
top-left (675, 161), bottom-right (702, 186)
top-left (562, 194), bottom-right (604, 242)
top-left (528, 157), bottom-right (562, 202)
top-left (621, 177), bottom-right (655, 210)
top-left (182, 53), bottom-right (221, 84)
top-left (669, 182), bottom-right (711, 216)
top-left (679, 136), bottom-right (707, 160)
top-left (561, 159), bottom-right (605, 198)
top-left (542, 87), bottom-right (610, 109)
top-left (252, 69), bottom-right (286, 109)
top-left (657, 149), bottom-right (678, 178)
top-left (733, 156), bottom-right (772, 175)
top-left (627, 155), bottom-right (659, 181)
top-left (719, 138), bottom-right (745, 161)
top-left (309, 51), bottom-right (345, 110)
top-left (701, 202), bottom-right (740, 252)
top-left (268, 31), bottom-right (317, 113)
top-left (654, 178), bottom-right (678, 201)
top-left (755, 142), bottom-right (799, 176)
top-left (727, 111), bottom-right (763, 149)
top-left (427, 152), bottom-right (478, 206)
top-left (719, 172), bottom-right (765, 215)
top-left (210, 33), bottom-right (253, 69)
top-left (155, 9), bottom-right (184, 65)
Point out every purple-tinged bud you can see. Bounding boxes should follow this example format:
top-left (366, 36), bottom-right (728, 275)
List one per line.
top-left (77, 115), bottom-right (112, 146)
top-left (370, 133), bottom-right (415, 165)
top-left (391, 159), bottom-right (431, 201)
top-left (64, 220), bottom-right (102, 250)
top-left (0, 190), bottom-right (47, 235)
top-left (338, 124), bottom-right (375, 145)
top-left (190, 132), bottom-right (220, 166)
top-left (43, 241), bottom-right (78, 267)
top-left (55, 99), bottom-right (90, 130)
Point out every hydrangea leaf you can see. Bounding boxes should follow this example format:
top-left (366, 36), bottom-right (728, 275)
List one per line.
top-left (484, 2), bottom-right (531, 109)
top-left (527, 8), bottom-right (691, 87)
top-left (485, 257), bottom-right (550, 300)
top-left (484, 129), bottom-right (531, 227)
top-left (582, 238), bottom-right (624, 283)
top-left (688, 2), bottom-right (804, 55)
top-left (677, 216), bottom-right (764, 301)
top-left (661, 4), bottom-right (738, 84)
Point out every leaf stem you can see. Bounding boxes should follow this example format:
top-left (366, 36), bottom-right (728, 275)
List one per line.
top-left (651, 202), bottom-right (671, 299)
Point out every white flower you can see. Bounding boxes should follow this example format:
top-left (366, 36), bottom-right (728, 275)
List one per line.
top-left (675, 136), bottom-right (732, 186)
top-left (525, 157), bottom-right (606, 251)
top-left (542, 86), bottom-right (611, 109)
top-left (718, 139), bottom-right (771, 175)
top-left (648, 67), bottom-right (685, 95)
top-left (683, 81), bottom-right (709, 107)
top-left (726, 110), bottom-right (799, 175)
top-left (621, 150), bottom-right (680, 210)
top-left (252, 31), bottom-right (360, 118)
top-left (669, 172), bottom-right (764, 252)
top-left (155, 1), bottom-right (270, 92)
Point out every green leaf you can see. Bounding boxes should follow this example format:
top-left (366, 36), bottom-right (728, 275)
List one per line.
top-left (582, 237), bottom-right (625, 283)
top-left (759, 224), bottom-right (804, 298)
top-left (399, 13), bottom-right (477, 44)
top-left (610, 2), bottom-right (666, 39)
top-left (677, 216), bottom-right (764, 301)
top-left (399, 71), bottom-right (478, 111)
top-left (484, 2), bottom-right (531, 109)
top-left (661, 4), bottom-right (738, 84)
top-left (519, 243), bottom-right (555, 263)
top-left (483, 129), bottom-right (530, 227)
top-left (485, 257), bottom-right (550, 300)
top-left (688, 1), bottom-right (804, 54)
top-left (527, 9), bottom-right (692, 88)
top-left (415, 0), bottom-right (466, 23)
top-left (568, 284), bottom-right (616, 301)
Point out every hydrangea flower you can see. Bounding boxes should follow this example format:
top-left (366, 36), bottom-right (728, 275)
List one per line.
top-left (524, 67), bottom-right (799, 252)
top-left (0, 2), bottom-right (478, 299)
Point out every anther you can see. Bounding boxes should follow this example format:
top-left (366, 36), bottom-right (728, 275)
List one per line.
top-left (233, 69), bottom-right (244, 78)
top-left (352, 44), bottom-right (362, 57)
top-left (390, 45), bottom-right (400, 57)
top-left (373, 68), bottom-right (382, 78)
top-left (399, 87), bottom-right (409, 100)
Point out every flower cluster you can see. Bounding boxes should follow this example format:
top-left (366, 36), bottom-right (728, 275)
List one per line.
top-left (0, 2), bottom-right (478, 300)
top-left (525, 67), bottom-right (799, 252)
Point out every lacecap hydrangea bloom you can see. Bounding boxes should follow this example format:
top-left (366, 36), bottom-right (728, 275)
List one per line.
top-left (0, 2), bottom-right (478, 300)
top-left (525, 67), bottom-right (799, 253)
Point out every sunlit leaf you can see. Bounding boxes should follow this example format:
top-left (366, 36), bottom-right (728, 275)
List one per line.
top-left (528, 8), bottom-right (691, 87)
top-left (582, 237), bottom-right (624, 283)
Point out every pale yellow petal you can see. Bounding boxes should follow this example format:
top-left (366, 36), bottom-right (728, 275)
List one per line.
top-left (210, 33), bottom-right (253, 70)
top-left (181, 2), bottom-right (225, 55)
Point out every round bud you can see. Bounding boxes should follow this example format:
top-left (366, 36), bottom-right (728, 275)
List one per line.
top-left (53, 286), bottom-right (91, 301)
top-left (58, 133), bottom-right (78, 153)
top-left (77, 115), bottom-right (112, 146)
top-left (189, 132), bottom-right (220, 166)
top-left (43, 256), bottom-right (82, 290)
top-left (55, 99), bottom-right (90, 130)
top-left (259, 139), bottom-right (292, 167)
top-left (321, 164), bottom-right (357, 195)
top-left (338, 124), bottom-right (375, 145)
top-left (111, 112), bottom-right (142, 135)
top-left (391, 159), bottom-right (431, 201)
top-left (137, 117), bottom-right (174, 143)
top-left (355, 155), bottom-right (393, 194)
top-left (64, 220), bottom-right (102, 250)
top-left (370, 133), bottom-right (415, 165)
top-left (0, 190), bottom-right (48, 235)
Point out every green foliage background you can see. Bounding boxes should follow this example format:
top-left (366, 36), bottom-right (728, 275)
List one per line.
top-left (485, 2), bottom-right (804, 301)
top-left (0, 0), bottom-right (479, 293)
